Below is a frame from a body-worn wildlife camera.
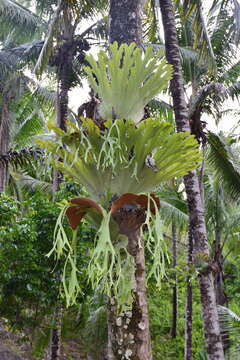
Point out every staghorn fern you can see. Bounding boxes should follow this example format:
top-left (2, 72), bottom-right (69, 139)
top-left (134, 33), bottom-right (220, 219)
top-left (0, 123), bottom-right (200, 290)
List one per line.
top-left (84, 42), bottom-right (173, 123)
top-left (36, 118), bottom-right (201, 202)
top-left (36, 117), bottom-right (201, 309)
top-left (36, 43), bottom-right (201, 309)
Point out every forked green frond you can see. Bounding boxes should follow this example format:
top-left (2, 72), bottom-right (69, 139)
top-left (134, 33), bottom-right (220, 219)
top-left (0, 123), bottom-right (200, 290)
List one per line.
top-left (36, 117), bottom-right (201, 201)
top-left (84, 42), bottom-right (173, 123)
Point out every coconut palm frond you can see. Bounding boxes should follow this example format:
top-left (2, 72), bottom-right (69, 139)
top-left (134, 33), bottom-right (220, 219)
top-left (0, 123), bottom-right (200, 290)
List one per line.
top-left (219, 60), bottom-right (240, 85)
top-left (0, 0), bottom-right (43, 43)
top-left (144, 0), bottom-right (162, 43)
top-left (217, 305), bottom-right (240, 358)
top-left (34, 0), bottom-right (63, 76)
top-left (12, 171), bottom-right (52, 193)
top-left (183, 0), bottom-right (216, 73)
top-left (13, 110), bottom-right (46, 148)
top-left (78, 16), bottom-right (108, 42)
top-left (0, 147), bottom-right (43, 168)
top-left (207, 132), bottom-right (240, 201)
top-left (0, 41), bottom-right (44, 70)
top-left (189, 81), bottom-right (240, 119)
top-left (226, 81), bottom-right (240, 101)
top-left (149, 43), bottom-right (198, 63)
top-left (210, 0), bottom-right (240, 46)
top-left (159, 196), bottom-right (188, 231)
top-left (79, 0), bottom-right (108, 19)
top-left (209, 0), bottom-right (239, 73)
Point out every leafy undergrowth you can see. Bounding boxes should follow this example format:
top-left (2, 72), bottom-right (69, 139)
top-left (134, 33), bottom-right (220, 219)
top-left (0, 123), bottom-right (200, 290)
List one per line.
top-left (0, 318), bottom-right (87, 360)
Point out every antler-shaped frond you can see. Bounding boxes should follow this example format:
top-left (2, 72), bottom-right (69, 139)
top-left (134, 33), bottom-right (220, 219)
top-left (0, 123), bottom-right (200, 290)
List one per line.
top-left (84, 42), bottom-right (173, 123)
top-left (36, 117), bottom-right (201, 202)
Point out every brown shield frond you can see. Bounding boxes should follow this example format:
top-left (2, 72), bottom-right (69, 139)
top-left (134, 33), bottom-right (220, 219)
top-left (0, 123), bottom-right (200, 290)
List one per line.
top-left (111, 193), bottom-right (160, 214)
top-left (66, 197), bottom-right (103, 230)
top-left (111, 193), bottom-right (160, 235)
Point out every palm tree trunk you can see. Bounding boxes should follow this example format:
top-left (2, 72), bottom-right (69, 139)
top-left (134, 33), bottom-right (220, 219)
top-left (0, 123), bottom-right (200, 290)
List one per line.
top-left (171, 220), bottom-right (177, 338)
top-left (159, 1), bottom-right (224, 359)
top-left (49, 304), bottom-right (63, 360)
top-left (109, 0), bottom-right (145, 46)
top-left (185, 228), bottom-right (193, 360)
top-left (108, 2), bottom-right (152, 359)
top-left (52, 14), bottom-right (74, 193)
top-left (214, 230), bottom-right (227, 306)
top-left (107, 230), bottom-right (152, 360)
top-left (0, 94), bottom-right (11, 193)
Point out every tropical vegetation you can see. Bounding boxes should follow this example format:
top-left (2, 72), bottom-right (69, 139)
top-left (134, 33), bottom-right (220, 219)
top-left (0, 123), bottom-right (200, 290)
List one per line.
top-left (0, 0), bottom-right (240, 359)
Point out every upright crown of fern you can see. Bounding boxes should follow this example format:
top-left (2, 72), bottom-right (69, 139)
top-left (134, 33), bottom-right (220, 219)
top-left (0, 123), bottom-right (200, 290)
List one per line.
top-left (84, 41), bottom-right (173, 123)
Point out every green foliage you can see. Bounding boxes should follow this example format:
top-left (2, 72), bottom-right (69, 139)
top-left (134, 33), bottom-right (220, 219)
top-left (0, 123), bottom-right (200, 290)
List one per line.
top-left (36, 42), bottom-right (201, 310)
top-left (0, 0), bottom-right (43, 44)
top-left (0, 194), bottom-right (20, 226)
top-left (37, 117), bottom-right (201, 201)
top-left (34, 0), bottom-right (62, 76)
top-left (84, 42), bottom-right (173, 123)
top-left (36, 116), bottom-right (201, 308)
top-left (148, 275), bottom-right (205, 360)
top-left (0, 194), bottom-right (60, 329)
top-left (207, 132), bottom-right (240, 200)
top-left (0, 188), bottom-right (93, 319)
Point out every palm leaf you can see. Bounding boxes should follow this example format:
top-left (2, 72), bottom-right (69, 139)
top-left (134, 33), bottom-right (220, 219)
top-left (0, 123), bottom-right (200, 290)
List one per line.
top-left (149, 43), bottom-right (198, 62)
top-left (217, 305), bottom-right (240, 359)
top-left (206, 132), bottom-right (240, 200)
top-left (12, 170), bottom-right (52, 193)
top-left (34, 0), bottom-right (63, 76)
top-left (0, 0), bottom-right (44, 43)
top-left (158, 191), bottom-right (188, 231)
top-left (182, 0), bottom-right (216, 73)
top-left (0, 41), bottom-right (44, 70)
top-left (0, 147), bottom-right (43, 168)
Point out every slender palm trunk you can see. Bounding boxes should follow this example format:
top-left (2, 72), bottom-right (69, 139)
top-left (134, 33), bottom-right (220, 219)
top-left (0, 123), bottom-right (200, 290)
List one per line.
top-left (49, 304), bottom-right (63, 360)
top-left (51, 16), bottom-right (75, 360)
top-left (108, 2), bottom-right (152, 359)
top-left (159, 1), bottom-right (224, 358)
top-left (185, 228), bottom-right (193, 360)
top-left (214, 230), bottom-right (226, 306)
top-left (171, 220), bottom-right (177, 338)
top-left (52, 14), bottom-right (74, 193)
top-left (0, 93), bottom-right (11, 193)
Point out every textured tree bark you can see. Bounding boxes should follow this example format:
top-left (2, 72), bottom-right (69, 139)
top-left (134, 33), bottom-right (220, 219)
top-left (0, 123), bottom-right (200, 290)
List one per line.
top-left (159, 0), bottom-right (225, 359)
top-left (109, 0), bottom-right (145, 46)
top-left (185, 229), bottom-right (193, 360)
top-left (49, 304), bottom-right (63, 360)
top-left (108, 229), bottom-right (152, 360)
top-left (0, 95), bottom-right (11, 193)
top-left (213, 231), bottom-right (226, 306)
top-left (170, 220), bottom-right (177, 338)
top-left (52, 15), bottom-right (75, 193)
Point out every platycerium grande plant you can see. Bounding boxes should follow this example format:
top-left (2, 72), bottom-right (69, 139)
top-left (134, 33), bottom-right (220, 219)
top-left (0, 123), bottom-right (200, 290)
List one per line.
top-left (36, 42), bottom-right (201, 309)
